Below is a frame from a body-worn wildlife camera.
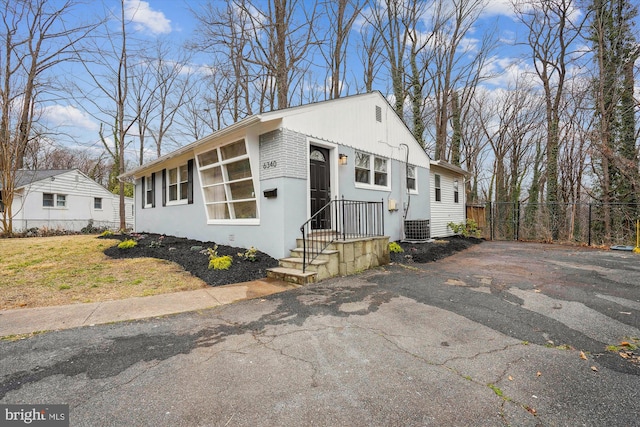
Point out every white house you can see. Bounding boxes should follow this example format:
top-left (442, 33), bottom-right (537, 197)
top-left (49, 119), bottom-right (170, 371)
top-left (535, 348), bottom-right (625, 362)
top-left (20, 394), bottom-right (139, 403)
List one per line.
top-left (1, 169), bottom-right (134, 232)
top-left (121, 92), bottom-right (467, 269)
top-left (429, 160), bottom-right (469, 238)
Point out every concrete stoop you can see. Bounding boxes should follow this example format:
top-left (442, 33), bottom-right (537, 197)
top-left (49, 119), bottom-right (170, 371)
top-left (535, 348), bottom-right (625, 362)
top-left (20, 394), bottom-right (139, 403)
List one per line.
top-left (266, 235), bottom-right (390, 285)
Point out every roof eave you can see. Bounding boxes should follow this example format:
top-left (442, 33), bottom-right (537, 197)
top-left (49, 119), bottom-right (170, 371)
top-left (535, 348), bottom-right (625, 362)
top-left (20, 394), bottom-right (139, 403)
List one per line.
top-left (119, 115), bottom-right (263, 180)
top-left (430, 160), bottom-right (471, 177)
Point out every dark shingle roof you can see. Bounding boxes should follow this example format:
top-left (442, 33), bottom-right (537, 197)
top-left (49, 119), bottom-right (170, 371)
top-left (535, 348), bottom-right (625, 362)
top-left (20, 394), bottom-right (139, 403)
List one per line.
top-left (1, 170), bottom-right (73, 190)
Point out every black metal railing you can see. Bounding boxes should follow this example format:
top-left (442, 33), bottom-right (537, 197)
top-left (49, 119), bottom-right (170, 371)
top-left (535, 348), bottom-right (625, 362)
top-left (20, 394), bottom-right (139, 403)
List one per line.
top-left (300, 197), bottom-right (384, 272)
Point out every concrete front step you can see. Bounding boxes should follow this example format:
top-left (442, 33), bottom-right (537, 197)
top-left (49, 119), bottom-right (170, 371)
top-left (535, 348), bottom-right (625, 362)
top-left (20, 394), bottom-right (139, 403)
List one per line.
top-left (289, 247), bottom-right (340, 260)
top-left (266, 267), bottom-right (317, 285)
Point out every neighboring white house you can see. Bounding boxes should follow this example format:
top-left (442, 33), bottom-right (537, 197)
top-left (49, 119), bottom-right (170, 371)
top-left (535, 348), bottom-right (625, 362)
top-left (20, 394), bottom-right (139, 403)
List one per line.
top-left (1, 169), bottom-right (134, 232)
top-left (121, 91), bottom-right (467, 259)
top-left (429, 160), bottom-right (469, 238)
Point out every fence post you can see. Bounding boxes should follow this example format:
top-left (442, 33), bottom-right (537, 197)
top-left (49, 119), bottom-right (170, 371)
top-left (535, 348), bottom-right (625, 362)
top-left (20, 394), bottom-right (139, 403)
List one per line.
top-left (588, 203), bottom-right (592, 247)
top-left (341, 195), bottom-right (346, 240)
top-left (488, 201), bottom-right (493, 240)
top-left (516, 201), bottom-right (520, 241)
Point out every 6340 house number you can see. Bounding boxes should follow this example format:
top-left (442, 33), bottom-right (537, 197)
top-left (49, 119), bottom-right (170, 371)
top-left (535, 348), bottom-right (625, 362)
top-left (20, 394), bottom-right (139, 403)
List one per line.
top-left (263, 160), bottom-right (277, 169)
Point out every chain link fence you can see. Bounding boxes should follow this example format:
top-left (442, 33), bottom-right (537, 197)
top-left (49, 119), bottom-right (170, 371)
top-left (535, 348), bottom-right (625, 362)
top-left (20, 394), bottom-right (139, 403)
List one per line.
top-left (479, 202), bottom-right (639, 246)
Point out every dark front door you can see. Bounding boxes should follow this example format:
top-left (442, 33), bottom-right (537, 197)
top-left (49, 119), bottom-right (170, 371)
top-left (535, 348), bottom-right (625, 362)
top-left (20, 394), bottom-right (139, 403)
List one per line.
top-left (310, 146), bottom-right (331, 229)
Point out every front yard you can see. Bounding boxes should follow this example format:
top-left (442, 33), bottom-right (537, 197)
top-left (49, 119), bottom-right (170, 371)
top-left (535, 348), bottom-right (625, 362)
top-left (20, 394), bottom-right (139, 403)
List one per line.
top-left (0, 235), bottom-right (207, 310)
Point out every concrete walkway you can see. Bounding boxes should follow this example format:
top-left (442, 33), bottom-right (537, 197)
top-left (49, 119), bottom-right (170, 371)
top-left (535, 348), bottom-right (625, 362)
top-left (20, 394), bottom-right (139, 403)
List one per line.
top-left (0, 278), bottom-right (298, 337)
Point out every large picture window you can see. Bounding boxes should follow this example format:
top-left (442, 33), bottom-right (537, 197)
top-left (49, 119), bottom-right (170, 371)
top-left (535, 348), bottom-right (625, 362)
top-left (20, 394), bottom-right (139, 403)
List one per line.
top-left (197, 139), bottom-right (257, 221)
top-left (355, 151), bottom-right (389, 188)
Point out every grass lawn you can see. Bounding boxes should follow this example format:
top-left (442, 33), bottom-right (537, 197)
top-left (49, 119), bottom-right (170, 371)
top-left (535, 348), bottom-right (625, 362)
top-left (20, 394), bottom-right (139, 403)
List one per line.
top-left (0, 235), bottom-right (207, 310)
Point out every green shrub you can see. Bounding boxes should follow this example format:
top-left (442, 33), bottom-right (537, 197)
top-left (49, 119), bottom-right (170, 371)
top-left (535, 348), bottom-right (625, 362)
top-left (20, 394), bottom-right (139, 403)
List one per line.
top-left (447, 220), bottom-right (481, 238)
top-left (118, 239), bottom-right (138, 249)
top-left (100, 230), bottom-right (114, 237)
top-left (237, 246), bottom-right (258, 262)
top-left (209, 255), bottom-right (232, 270)
top-left (388, 242), bottom-right (404, 253)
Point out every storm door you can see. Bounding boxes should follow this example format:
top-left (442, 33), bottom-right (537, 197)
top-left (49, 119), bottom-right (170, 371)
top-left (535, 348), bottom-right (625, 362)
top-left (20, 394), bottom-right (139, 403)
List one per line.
top-left (309, 146), bottom-right (331, 229)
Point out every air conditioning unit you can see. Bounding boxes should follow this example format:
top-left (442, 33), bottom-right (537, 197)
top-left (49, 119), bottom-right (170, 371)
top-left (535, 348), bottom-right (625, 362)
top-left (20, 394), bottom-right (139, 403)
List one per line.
top-left (404, 219), bottom-right (430, 241)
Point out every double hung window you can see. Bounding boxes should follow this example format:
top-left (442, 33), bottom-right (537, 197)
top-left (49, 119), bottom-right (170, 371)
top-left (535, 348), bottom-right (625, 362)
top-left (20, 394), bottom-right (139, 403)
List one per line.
top-left (355, 151), bottom-right (389, 188)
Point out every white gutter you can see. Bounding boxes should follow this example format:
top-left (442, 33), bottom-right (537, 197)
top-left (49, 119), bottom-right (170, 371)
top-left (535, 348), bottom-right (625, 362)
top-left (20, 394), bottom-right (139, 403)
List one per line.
top-left (119, 115), bottom-right (263, 180)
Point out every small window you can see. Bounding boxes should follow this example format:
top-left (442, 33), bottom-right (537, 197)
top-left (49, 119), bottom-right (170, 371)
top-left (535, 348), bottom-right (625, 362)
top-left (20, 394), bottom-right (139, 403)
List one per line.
top-left (435, 174), bottom-right (441, 202)
top-left (407, 165), bottom-right (416, 191)
top-left (43, 193), bottom-right (54, 207)
top-left (454, 179), bottom-right (459, 203)
top-left (145, 176), bottom-right (154, 207)
top-left (94, 197), bottom-right (102, 209)
top-left (355, 152), bottom-right (370, 184)
top-left (56, 194), bottom-right (66, 207)
top-left (376, 105), bottom-right (382, 122)
top-left (355, 151), bottom-right (389, 188)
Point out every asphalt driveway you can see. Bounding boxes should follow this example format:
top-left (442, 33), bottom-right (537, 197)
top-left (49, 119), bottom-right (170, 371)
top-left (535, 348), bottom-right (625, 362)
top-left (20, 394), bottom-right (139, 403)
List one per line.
top-left (1, 241), bottom-right (639, 426)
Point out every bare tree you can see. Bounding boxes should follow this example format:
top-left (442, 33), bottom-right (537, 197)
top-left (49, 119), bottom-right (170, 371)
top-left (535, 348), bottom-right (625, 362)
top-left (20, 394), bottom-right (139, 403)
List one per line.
top-left (513, 0), bottom-right (585, 239)
top-left (241, 0), bottom-right (319, 110)
top-left (316, 0), bottom-right (366, 99)
top-left (0, 0), bottom-right (95, 234)
top-left (71, 0), bottom-right (143, 229)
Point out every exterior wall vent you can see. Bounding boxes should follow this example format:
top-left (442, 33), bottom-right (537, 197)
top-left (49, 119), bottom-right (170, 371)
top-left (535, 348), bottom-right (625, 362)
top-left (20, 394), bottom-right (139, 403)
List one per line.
top-left (375, 105), bottom-right (382, 122)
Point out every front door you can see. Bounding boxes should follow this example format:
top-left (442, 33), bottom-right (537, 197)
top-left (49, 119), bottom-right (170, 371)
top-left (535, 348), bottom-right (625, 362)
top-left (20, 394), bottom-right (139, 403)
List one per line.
top-left (310, 146), bottom-right (331, 229)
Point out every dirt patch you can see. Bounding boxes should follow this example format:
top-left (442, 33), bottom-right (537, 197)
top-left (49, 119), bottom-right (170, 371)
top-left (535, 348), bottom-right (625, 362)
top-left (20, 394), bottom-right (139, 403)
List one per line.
top-left (389, 236), bottom-right (483, 264)
top-left (103, 233), bottom-right (279, 287)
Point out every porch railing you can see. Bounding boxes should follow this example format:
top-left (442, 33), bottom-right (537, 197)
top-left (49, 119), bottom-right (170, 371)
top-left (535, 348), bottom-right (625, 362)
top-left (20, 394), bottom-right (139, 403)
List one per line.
top-left (300, 197), bottom-right (384, 272)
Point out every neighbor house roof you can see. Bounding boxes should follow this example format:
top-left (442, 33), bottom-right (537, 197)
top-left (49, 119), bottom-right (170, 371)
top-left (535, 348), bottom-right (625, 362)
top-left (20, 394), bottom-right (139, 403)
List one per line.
top-left (1, 169), bottom-right (72, 190)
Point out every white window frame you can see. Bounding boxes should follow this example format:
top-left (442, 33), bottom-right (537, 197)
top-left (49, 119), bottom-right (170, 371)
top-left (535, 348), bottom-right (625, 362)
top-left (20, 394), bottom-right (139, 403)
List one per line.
top-left (166, 163), bottom-right (189, 205)
top-left (454, 179), bottom-right (459, 204)
top-left (407, 165), bottom-right (418, 194)
top-left (94, 197), bottom-right (103, 210)
top-left (144, 175), bottom-right (154, 208)
top-left (434, 174), bottom-right (442, 202)
top-left (43, 193), bottom-right (67, 209)
top-left (354, 150), bottom-right (391, 190)
top-left (196, 139), bottom-right (259, 224)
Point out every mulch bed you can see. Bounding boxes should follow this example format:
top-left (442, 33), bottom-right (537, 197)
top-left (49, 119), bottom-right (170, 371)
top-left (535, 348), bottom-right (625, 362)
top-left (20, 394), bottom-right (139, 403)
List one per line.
top-left (102, 233), bottom-right (483, 287)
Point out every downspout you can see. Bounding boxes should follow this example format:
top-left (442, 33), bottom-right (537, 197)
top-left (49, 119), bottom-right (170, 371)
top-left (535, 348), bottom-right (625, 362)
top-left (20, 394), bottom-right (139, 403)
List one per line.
top-left (399, 143), bottom-right (411, 239)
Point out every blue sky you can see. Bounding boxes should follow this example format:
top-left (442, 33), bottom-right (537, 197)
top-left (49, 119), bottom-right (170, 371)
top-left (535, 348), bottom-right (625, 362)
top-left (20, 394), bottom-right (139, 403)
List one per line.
top-left (40, 0), bottom-right (559, 159)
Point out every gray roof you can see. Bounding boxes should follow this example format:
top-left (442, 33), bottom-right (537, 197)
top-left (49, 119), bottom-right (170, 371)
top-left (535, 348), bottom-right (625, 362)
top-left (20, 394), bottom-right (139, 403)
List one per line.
top-left (1, 170), bottom-right (73, 190)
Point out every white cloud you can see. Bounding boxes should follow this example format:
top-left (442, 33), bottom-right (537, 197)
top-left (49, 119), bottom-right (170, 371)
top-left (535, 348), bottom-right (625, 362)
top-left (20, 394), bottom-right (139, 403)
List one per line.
top-left (481, 0), bottom-right (516, 18)
top-left (42, 105), bottom-right (98, 131)
top-left (124, 0), bottom-right (171, 35)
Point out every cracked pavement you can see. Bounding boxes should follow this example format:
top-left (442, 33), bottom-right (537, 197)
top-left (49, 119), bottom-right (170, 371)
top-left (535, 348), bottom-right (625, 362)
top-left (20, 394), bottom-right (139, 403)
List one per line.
top-left (1, 241), bottom-right (639, 426)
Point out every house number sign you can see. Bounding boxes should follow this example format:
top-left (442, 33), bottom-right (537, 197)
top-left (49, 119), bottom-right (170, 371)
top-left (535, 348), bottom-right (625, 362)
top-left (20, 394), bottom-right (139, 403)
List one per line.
top-left (263, 160), bottom-right (277, 169)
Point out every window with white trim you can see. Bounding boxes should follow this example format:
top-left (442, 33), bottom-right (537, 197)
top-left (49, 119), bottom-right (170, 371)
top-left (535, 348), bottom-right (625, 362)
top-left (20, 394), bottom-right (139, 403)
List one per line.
top-left (407, 165), bottom-right (417, 192)
top-left (435, 174), bottom-right (441, 202)
top-left (94, 197), bottom-right (102, 209)
top-left (355, 151), bottom-right (389, 188)
top-left (167, 164), bottom-right (189, 203)
top-left (197, 139), bottom-right (257, 220)
top-left (454, 179), bottom-right (459, 203)
top-left (43, 193), bottom-right (67, 208)
top-left (144, 175), bottom-right (154, 207)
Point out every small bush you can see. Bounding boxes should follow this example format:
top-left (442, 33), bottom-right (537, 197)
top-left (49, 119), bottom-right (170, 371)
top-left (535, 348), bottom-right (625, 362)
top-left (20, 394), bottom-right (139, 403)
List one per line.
top-left (448, 219), bottom-right (481, 238)
top-left (237, 246), bottom-right (258, 262)
top-left (209, 255), bottom-right (232, 270)
top-left (118, 239), bottom-right (138, 249)
top-left (388, 242), bottom-right (404, 253)
top-left (100, 230), bottom-right (114, 237)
